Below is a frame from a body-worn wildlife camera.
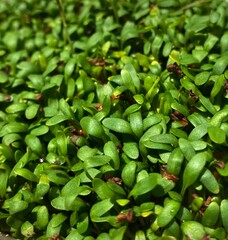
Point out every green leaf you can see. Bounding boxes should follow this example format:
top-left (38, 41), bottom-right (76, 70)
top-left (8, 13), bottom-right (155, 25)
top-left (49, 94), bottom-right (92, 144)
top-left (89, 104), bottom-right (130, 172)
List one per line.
top-left (77, 146), bottom-right (97, 161)
top-left (14, 168), bottom-right (38, 182)
top-left (191, 197), bottom-right (204, 212)
top-left (208, 126), bottom-right (226, 144)
top-left (143, 140), bottom-right (173, 151)
top-left (0, 164), bottom-right (10, 197)
top-left (47, 169), bottom-right (69, 185)
top-left (56, 130), bottom-right (67, 156)
top-left (46, 114), bottom-right (70, 126)
top-left (5, 200), bottom-right (28, 215)
top-left (30, 125), bottom-right (49, 136)
top-left (44, 104), bottom-right (59, 117)
top-left (123, 104), bottom-right (141, 118)
top-left (0, 71), bottom-right (8, 83)
top-left (25, 103), bottom-right (40, 119)
top-left (149, 134), bottom-right (178, 146)
top-left (152, 35), bottom-right (163, 59)
top-left (65, 230), bottom-right (84, 240)
top-left (210, 107), bottom-right (228, 127)
top-left (36, 205), bottom-right (49, 230)
top-left (64, 59), bottom-right (76, 80)
top-left (190, 140), bottom-right (207, 151)
top-left (0, 144), bottom-right (14, 161)
top-left (171, 102), bottom-right (189, 116)
top-left (129, 173), bottom-right (160, 197)
top-left (109, 226), bottom-right (127, 240)
top-left (21, 221), bottom-right (34, 238)
top-left (210, 74), bottom-right (225, 99)
top-left (133, 94), bottom-right (144, 105)
top-left (87, 32), bottom-right (103, 49)
top-left (41, 83), bottom-right (57, 93)
top-left (103, 141), bottom-right (120, 170)
top-left (163, 42), bottom-right (173, 57)
top-left (157, 0), bottom-right (179, 7)
top-left (27, 74), bottom-right (44, 91)
top-left (167, 147), bottom-right (184, 176)
top-left (143, 114), bottom-right (163, 131)
top-left (59, 98), bottom-right (74, 119)
top-left (80, 116), bottom-right (105, 138)
top-left (3, 31), bottom-right (18, 51)
top-left (121, 69), bottom-right (136, 94)
top-left (135, 230), bottom-right (146, 240)
top-left (0, 122), bottom-right (28, 137)
top-left (204, 34), bottom-right (219, 51)
top-left (43, 57), bottom-right (58, 76)
top-left (130, 111), bottom-right (143, 139)
top-left (187, 112), bottom-right (209, 127)
top-left (123, 142), bottom-right (139, 159)
top-left (212, 54), bottom-right (228, 75)
top-left (121, 161), bottom-right (137, 189)
top-left (220, 199), bottom-right (228, 233)
top-left (157, 198), bottom-right (181, 227)
top-left (34, 175), bottom-right (50, 201)
top-left (77, 212), bottom-right (89, 234)
top-left (204, 227), bottom-right (226, 240)
top-left (181, 152), bottom-right (207, 196)
top-left (136, 53), bottom-right (149, 67)
top-left (188, 124), bottom-right (209, 141)
top-left (107, 181), bottom-right (126, 198)
top-left (144, 41), bottom-right (151, 55)
top-left (181, 221), bottom-right (206, 240)
top-left (46, 213), bottom-right (68, 238)
top-left (220, 32), bottom-right (228, 53)
top-left (61, 176), bottom-right (80, 197)
top-left (102, 118), bottom-right (132, 134)
top-left (192, 47), bottom-right (208, 62)
top-left (121, 21), bottom-right (138, 44)
top-left (186, 15), bottom-right (209, 33)
top-left (200, 168), bottom-right (219, 194)
top-left (25, 134), bottom-right (43, 156)
top-left (194, 71), bottom-right (210, 86)
top-left (201, 202), bottom-right (219, 227)
top-left (6, 103), bottom-right (27, 114)
top-left (170, 128), bottom-right (188, 139)
top-left (124, 63), bottom-right (140, 92)
top-left (52, 191), bottom-right (88, 211)
top-left (179, 52), bottom-right (198, 65)
top-left (84, 155), bottom-right (111, 169)
top-left (199, 95), bottom-right (217, 115)
top-left (50, 197), bottom-right (65, 210)
top-left (67, 77), bottom-right (76, 99)
top-left (141, 124), bottom-right (163, 144)
top-left (216, 162), bottom-right (228, 177)
top-left (93, 178), bottom-right (123, 201)
top-left (179, 138), bottom-right (195, 161)
top-left (116, 199), bottom-right (130, 207)
top-left (151, 176), bottom-right (175, 197)
top-left (90, 199), bottom-right (117, 226)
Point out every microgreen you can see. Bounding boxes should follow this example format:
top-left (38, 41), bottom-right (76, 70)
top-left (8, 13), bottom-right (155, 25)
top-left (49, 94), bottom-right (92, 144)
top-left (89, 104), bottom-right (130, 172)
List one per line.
top-left (0, 0), bottom-right (228, 239)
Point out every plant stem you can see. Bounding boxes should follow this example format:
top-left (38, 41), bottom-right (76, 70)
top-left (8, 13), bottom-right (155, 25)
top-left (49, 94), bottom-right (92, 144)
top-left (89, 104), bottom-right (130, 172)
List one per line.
top-left (180, 0), bottom-right (211, 10)
top-left (110, 0), bottom-right (119, 24)
top-left (56, 0), bottom-right (71, 46)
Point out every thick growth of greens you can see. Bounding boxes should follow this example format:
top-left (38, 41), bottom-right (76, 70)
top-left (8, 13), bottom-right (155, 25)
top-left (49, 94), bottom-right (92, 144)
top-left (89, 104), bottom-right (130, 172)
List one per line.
top-left (0, 0), bottom-right (228, 239)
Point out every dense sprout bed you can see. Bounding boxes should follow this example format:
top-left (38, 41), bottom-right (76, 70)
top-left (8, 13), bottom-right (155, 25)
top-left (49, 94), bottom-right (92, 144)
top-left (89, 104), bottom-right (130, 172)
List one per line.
top-left (0, 0), bottom-right (228, 239)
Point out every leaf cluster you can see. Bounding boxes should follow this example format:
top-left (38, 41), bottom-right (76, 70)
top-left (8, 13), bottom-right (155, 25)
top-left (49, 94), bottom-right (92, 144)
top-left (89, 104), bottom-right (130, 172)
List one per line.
top-left (0, 0), bottom-right (228, 239)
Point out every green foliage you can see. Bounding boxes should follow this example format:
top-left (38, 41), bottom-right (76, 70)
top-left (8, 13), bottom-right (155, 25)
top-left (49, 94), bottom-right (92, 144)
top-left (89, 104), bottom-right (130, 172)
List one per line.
top-left (0, 0), bottom-right (228, 239)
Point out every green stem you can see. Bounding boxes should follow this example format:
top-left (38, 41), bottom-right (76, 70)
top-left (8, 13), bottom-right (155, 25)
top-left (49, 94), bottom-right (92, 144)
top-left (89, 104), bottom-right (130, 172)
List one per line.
top-left (110, 0), bottom-right (119, 24)
top-left (180, 0), bottom-right (211, 10)
top-left (56, 0), bottom-right (71, 46)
